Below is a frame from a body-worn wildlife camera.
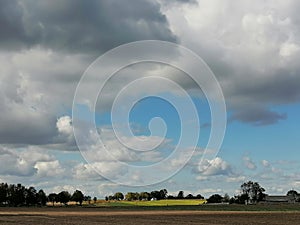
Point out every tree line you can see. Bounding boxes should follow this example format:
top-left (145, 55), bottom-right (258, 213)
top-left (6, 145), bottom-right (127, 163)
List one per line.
top-left (107, 181), bottom-right (300, 204)
top-left (105, 189), bottom-right (204, 201)
top-left (0, 183), bottom-right (96, 207)
top-left (1, 181), bottom-right (299, 206)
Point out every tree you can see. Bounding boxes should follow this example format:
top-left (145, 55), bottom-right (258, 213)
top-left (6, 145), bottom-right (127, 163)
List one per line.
top-left (207, 194), bottom-right (223, 203)
top-left (177, 191), bottom-right (184, 199)
top-left (93, 196), bottom-right (97, 203)
top-left (84, 196), bottom-right (92, 204)
top-left (287, 190), bottom-right (298, 197)
top-left (125, 192), bottom-right (139, 201)
top-left (223, 193), bottom-right (230, 203)
top-left (7, 184), bottom-right (26, 206)
top-left (114, 192), bottom-right (124, 201)
top-left (37, 190), bottom-right (47, 206)
top-left (71, 190), bottom-right (84, 206)
top-left (241, 181), bottom-right (265, 203)
top-left (48, 193), bottom-right (58, 206)
top-left (25, 186), bottom-right (37, 206)
top-left (185, 194), bottom-right (195, 199)
top-left (159, 189), bottom-right (168, 199)
top-left (150, 191), bottom-right (161, 200)
top-left (287, 190), bottom-right (299, 202)
top-left (238, 193), bottom-right (249, 204)
top-left (139, 192), bottom-right (150, 201)
top-left (58, 191), bottom-right (71, 205)
top-left (196, 194), bottom-right (204, 199)
top-left (0, 183), bottom-right (8, 205)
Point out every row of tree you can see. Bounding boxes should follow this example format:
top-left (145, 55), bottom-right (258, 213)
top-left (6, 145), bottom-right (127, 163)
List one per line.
top-left (106, 181), bottom-right (300, 205)
top-left (0, 183), bottom-right (95, 207)
top-left (1, 181), bottom-right (299, 206)
top-left (47, 190), bottom-right (97, 206)
top-left (106, 189), bottom-right (204, 201)
top-left (0, 183), bottom-right (47, 206)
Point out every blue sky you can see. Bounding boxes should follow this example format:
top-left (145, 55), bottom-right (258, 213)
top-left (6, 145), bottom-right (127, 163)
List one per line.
top-left (0, 0), bottom-right (300, 198)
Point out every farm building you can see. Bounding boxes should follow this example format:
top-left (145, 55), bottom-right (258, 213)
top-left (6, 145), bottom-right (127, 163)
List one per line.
top-left (265, 195), bottom-right (296, 204)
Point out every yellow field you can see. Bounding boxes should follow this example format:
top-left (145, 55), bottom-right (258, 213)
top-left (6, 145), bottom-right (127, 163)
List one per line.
top-left (101, 199), bottom-right (207, 206)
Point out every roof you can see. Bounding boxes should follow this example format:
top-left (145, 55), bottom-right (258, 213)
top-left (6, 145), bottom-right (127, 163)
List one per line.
top-left (265, 195), bottom-right (295, 202)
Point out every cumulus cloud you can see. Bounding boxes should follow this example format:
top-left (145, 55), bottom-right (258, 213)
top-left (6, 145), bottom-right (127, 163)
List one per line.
top-left (0, 0), bottom-right (176, 53)
top-left (198, 157), bottom-right (233, 176)
top-left (35, 160), bottom-right (65, 177)
top-left (243, 156), bottom-right (257, 170)
top-left (164, 0), bottom-right (300, 125)
top-left (57, 116), bottom-right (72, 135)
top-left (0, 146), bottom-right (54, 176)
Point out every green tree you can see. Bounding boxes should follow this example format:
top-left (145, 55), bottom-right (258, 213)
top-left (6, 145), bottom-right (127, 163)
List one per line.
top-left (37, 189), bottom-right (47, 206)
top-left (223, 193), bottom-right (230, 203)
top-left (25, 186), bottom-right (37, 206)
top-left (139, 192), bottom-right (150, 201)
top-left (84, 195), bottom-right (92, 204)
top-left (114, 192), bottom-right (124, 201)
top-left (287, 190), bottom-right (298, 197)
top-left (93, 196), bottom-right (97, 203)
top-left (150, 191), bottom-right (160, 200)
top-left (185, 194), bottom-right (195, 199)
top-left (48, 193), bottom-right (58, 206)
top-left (0, 183), bottom-right (8, 205)
top-left (196, 194), bottom-right (204, 199)
top-left (159, 189), bottom-right (168, 199)
top-left (241, 181), bottom-right (265, 203)
top-left (71, 190), bottom-right (84, 206)
top-left (58, 191), bottom-right (71, 205)
top-left (177, 191), bottom-right (184, 199)
top-left (207, 194), bottom-right (223, 203)
top-left (125, 192), bottom-right (139, 201)
top-left (8, 184), bottom-right (26, 206)
top-left (287, 190), bottom-right (299, 202)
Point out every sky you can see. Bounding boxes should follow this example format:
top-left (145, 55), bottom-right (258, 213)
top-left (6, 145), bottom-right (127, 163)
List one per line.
top-left (0, 0), bottom-right (300, 198)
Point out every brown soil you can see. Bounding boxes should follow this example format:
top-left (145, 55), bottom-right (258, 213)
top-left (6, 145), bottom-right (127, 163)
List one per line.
top-left (0, 208), bottom-right (299, 225)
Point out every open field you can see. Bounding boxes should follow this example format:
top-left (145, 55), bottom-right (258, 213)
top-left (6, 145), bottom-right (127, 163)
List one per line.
top-left (0, 206), bottom-right (300, 224)
top-left (97, 199), bottom-right (207, 207)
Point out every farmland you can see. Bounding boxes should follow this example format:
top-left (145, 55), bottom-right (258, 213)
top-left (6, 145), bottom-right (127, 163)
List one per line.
top-left (96, 199), bottom-right (207, 207)
top-left (0, 206), bottom-right (300, 225)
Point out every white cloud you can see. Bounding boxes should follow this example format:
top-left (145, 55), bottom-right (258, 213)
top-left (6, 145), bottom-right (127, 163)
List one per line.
top-left (198, 157), bottom-right (233, 176)
top-left (0, 146), bottom-right (54, 176)
top-left (243, 156), bottom-right (257, 170)
top-left (199, 188), bottom-right (222, 196)
top-left (73, 163), bottom-right (102, 180)
top-left (262, 159), bottom-right (270, 167)
top-left (280, 42), bottom-right (300, 57)
top-left (35, 160), bottom-right (65, 177)
top-left (226, 176), bottom-right (246, 183)
top-left (56, 116), bottom-right (73, 136)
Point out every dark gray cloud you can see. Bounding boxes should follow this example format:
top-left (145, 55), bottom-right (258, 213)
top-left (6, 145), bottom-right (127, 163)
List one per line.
top-left (0, 0), bottom-right (176, 53)
top-left (229, 107), bottom-right (287, 126)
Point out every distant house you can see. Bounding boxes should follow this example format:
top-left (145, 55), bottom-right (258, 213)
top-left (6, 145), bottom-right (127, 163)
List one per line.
top-left (265, 195), bottom-right (296, 204)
